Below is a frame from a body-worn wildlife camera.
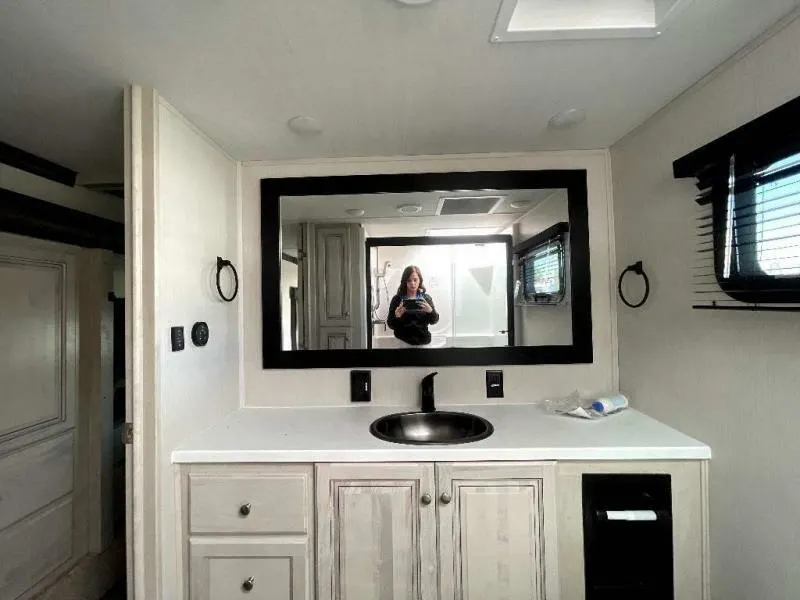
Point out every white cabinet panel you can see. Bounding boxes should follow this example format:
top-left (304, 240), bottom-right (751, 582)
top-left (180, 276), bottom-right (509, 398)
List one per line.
top-left (437, 462), bottom-right (559, 600)
top-left (316, 463), bottom-right (438, 600)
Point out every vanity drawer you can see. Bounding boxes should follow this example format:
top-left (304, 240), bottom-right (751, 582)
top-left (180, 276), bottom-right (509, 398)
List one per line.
top-left (189, 538), bottom-right (309, 600)
top-left (188, 466), bottom-right (312, 534)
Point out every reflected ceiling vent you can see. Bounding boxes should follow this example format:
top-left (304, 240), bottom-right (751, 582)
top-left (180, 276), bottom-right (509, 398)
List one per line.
top-left (437, 195), bottom-right (505, 216)
top-left (491, 0), bottom-right (694, 42)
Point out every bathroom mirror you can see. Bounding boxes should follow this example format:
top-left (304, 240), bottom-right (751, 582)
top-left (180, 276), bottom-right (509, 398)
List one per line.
top-left (261, 170), bottom-right (591, 369)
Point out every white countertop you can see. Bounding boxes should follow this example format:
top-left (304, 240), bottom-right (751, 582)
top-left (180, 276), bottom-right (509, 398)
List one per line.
top-left (172, 404), bottom-right (711, 463)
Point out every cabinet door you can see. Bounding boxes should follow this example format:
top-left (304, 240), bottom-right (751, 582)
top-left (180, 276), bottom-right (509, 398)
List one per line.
top-left (437, 462), bottom-right (559, 600)
top-left (315, 226), bottom-right (352, 327)
top-left (190, 538), bottom-right (309, 600)
top-left (316, 463), bottom-right (437, 600)
top-left (319, 327), bottom-right (350, 350)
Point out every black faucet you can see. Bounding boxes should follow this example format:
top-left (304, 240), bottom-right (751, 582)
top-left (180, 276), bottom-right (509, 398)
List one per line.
top-left (421, 372), bottom-right (438, 413)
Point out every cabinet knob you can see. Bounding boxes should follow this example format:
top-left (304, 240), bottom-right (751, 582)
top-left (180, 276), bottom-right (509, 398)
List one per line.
top-left (239, 503), bottom-right (252, 517)
top-left (420, 493), bottom-right (432, 505)
top-left (440, 492), bottom-right (452, 505)
top-left (242, 577), bottom-right (255, 592)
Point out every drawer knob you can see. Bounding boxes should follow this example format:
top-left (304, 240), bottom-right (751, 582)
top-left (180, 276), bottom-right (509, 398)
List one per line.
top-left (242, 577), bottom-right (255, 592)
top-left (440, 492), bottom-right (452, 505)
top-left (239, 503), bottom-right (252, 517)
top-left (420, 493), bottom-right (432, 505)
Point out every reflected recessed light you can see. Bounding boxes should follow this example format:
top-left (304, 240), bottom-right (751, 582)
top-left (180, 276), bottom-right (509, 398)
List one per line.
top-left (287, 115), bottom-right (323, 135)
top-left (394, 0), bottom-right (436, 5)
top-left (508, 200), bottom-right (531, 210)
top-left (346, 208), bottom-right (365, 217)
top-left (397, 204), bottom-right (423, 215)
top-left (548, 108), bottom-right (586, 130)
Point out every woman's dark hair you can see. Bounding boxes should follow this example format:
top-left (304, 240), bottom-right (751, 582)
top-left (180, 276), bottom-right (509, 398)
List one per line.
top-left (397, 265), bottom-right (426, 296)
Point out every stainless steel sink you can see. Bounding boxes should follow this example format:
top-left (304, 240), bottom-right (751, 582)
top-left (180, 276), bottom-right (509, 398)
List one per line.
top-left (370, 411), bottom-right (494, 445)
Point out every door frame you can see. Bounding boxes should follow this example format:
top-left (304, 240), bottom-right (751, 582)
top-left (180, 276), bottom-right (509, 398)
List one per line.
top-left (124, 85), bottom-right (160, 600)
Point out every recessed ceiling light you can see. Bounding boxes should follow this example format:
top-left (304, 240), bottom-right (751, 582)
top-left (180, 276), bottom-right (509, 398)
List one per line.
top-left (397, 204), bottom-right (423, 215)
top-left (346, 208), bottom-right (365, 217)
top-left (287, 115), bottom-right (323, 135)
top-left (394, 0), bottom-right (436, 5)
top-left (508, 200), bottom-right (531, 209)
top-left (548, 108), bottom-right (586, 130)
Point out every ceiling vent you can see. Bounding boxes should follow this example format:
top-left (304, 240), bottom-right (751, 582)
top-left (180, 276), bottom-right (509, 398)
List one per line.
top-left (492, 0), bottom-right (694, 42)
top-left (437, 196), bottom-right (505, 216)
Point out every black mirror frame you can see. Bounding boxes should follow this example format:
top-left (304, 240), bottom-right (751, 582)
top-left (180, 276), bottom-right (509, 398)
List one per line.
top-left (261, 169), bottom-right (592, 369)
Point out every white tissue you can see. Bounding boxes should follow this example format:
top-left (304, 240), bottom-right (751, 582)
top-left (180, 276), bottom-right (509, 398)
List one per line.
top-left (605, 510), bottom-right (658, 521)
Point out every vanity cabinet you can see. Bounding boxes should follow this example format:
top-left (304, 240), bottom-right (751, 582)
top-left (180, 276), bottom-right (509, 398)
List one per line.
top-left (180, 465), bottom-right (314, 600)
top-left (178, 460), bottom-right (708, 600)
top-left (315, 462), bottom-right (559, 600)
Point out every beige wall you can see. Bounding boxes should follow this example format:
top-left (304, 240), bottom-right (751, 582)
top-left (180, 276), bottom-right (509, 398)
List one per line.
top-left (241, 150), bottom-right (618, 407)
top-left (611, 16), bottom-right (800, 600)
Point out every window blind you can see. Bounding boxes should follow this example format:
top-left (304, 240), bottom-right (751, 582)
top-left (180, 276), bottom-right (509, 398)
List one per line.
top-left (674, 95), bottom-right (800, 310)
top-left (521, 239), bottom-right (565, 304)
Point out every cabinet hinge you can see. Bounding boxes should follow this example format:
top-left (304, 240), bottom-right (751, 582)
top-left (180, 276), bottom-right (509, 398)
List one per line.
top-left (124, 422), bottom-right (134, 445)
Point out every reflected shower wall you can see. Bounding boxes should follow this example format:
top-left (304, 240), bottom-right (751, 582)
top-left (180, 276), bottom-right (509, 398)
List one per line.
top-left (370, 242), bottom-right (509, 349)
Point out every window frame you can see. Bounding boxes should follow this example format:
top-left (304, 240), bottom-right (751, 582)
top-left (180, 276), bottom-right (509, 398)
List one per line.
top-left (516, 224), bottom-right (568, 305)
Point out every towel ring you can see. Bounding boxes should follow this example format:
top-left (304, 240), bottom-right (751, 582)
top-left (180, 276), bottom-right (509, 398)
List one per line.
top-left (216, 256), bottom-right (239, 302)
top-left (618, 261), bottom-right (650, 308)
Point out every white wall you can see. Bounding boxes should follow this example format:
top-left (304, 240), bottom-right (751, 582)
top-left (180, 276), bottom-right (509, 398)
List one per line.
top-left (138, 92), bottom-right (241, 597)
top-left (514, 189), bottom-right (572, 346)
top-left (611, 16), bottom-right (800, 600)
top-left (241, 151), bottom-right (617, 407)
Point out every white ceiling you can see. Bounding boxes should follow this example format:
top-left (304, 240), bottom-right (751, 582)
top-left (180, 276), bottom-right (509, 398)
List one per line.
top-left (0, 0), bottom-right (798, 179)
top-left (281, 188), bottom-right (562, 237)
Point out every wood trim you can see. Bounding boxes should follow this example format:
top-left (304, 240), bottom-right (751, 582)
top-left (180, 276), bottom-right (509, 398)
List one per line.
top-left (126, 84), bottom-right (160, 600)
top-left (0, 187), bottom-right (124, 253)
top-left (700, 460), bottom-right (711, 600)
top-left (0, 141), bottom-right (77, 187)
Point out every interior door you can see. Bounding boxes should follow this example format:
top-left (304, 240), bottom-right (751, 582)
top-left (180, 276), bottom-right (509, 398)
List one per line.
top-left (0, 235), bottom-right (80, 600)
top-left (315, 225), bottom-right (352, 327)
top-left (436, 462), bottom-right (560, 600)
top-left (316, 463), bottom-right (437, 600)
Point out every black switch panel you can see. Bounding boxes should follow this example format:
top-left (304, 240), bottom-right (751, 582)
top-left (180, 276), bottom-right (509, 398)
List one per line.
top-left (350, 370), bottom-right (371, 403)
top-left (191, 321), bottom-right (210, 347)
top-left (170, 326), bottom-right (185, 352)
top-left (486, 370), bottom-right (504, 398)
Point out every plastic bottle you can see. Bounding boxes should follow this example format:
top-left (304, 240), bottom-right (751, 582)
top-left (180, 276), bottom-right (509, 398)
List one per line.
top-left (591, 394), bottom-right (629, 415)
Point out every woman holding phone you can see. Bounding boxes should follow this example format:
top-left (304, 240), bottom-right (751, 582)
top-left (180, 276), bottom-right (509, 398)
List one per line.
top-left (387, 265), bottom-right (439, 346)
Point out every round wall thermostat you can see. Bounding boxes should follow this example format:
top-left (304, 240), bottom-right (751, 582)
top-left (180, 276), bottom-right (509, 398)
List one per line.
top-left (191, 322), bottom-right (210, 347)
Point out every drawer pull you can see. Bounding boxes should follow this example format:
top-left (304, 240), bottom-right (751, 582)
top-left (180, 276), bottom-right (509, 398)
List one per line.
top-left (239, 503), bottom-right (252, 517)
top-left (242, 577), bottom-right (255, 592)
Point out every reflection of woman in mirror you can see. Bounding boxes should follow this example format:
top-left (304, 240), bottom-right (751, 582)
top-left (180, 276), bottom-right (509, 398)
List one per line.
top-left (387, 265), bottom-right (439, 346)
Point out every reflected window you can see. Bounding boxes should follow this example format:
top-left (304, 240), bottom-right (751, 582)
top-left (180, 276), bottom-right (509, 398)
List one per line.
top-left (519, 234), bottom-right (566, 305)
